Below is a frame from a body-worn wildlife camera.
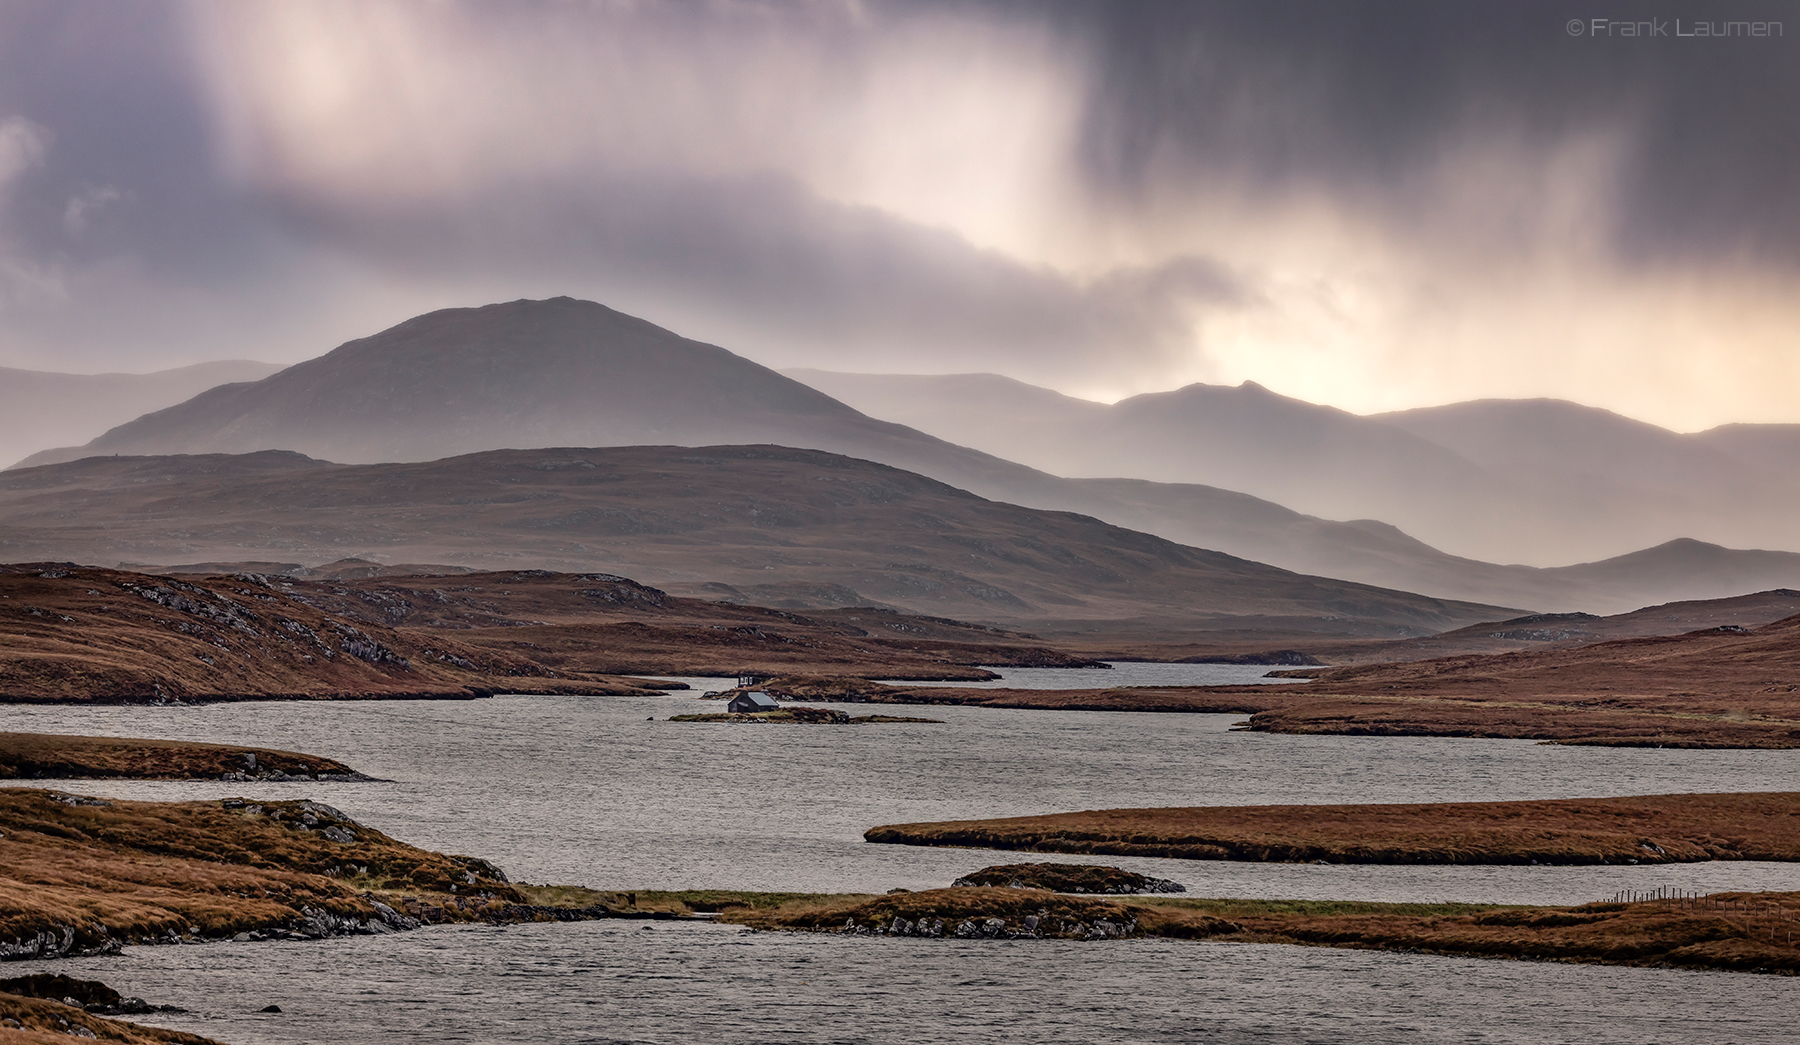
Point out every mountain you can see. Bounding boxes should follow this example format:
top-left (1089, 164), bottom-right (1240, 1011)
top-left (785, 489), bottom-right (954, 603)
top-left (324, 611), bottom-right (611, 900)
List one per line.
top-left (793, 371), bottom-right (1800, 568)
top-left (1057, 482), bottom-right (1800, 613)
top-left (0, 445), bottom-right (1512, 639)
top-left (13, 297), bottom-right (1793, 616)
top-left (789, 370), bottom-right (1531, 561)
top-left (0, 360), bottom-right (285, 470)
top-left (1691, 423), bottom-right (1800, 475)
top-left (1376, 399), bottom-right (1800, 559)
top-left (8, 298), bottom-right (1113, 545)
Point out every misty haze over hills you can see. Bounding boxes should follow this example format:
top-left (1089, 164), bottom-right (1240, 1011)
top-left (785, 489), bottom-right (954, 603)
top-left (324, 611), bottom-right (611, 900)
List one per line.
top-left (791, 370), bottom-right (1800, 567)
top-left (11, 297), bottom-right (1800, 616)
top-left (0, 360), bottom-right (286, 470)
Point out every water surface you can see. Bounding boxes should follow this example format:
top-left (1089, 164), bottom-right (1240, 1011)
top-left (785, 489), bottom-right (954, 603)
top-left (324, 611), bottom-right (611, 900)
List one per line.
top-left (8, 694), bottom-right (1796, 903)
top-left (874, 661), bottom-right (1305, 688)
top-left (19, 921), bottom-right (1800, 1045)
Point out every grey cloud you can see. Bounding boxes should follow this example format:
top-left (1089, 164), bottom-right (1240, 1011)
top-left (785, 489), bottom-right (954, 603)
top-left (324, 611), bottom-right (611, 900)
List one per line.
top-left (266, 166), bottom-right (1241, 382)
top-left (1045, 0), bottom-right (1800, 264)
top-left (1, 0), bottom-right (1795, 403)
top-left (0, 2), bottom-right (343, 366)
top-left (0, 1), bottom-right (1245, 380)
top-left (0, 3), bottom-right (266, 278)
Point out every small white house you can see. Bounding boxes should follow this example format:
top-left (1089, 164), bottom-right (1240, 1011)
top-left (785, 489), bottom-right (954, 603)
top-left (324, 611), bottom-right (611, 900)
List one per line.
top-left (727, 691), bottom-right (780, 714)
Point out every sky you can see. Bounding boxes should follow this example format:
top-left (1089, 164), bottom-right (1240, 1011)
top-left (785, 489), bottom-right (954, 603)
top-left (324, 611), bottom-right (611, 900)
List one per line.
top-left (0, 0), bottom-right (1797, 431)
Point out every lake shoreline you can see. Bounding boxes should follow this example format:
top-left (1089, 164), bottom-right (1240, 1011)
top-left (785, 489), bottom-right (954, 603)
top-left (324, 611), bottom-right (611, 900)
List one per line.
top-left (714, 886), bottom-right (1800, 975)
top-left (865, 792), bottom-right (1800, 865)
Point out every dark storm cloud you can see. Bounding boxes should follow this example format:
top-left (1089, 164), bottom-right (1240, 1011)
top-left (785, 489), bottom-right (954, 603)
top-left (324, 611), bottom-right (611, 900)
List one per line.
top-left (1047, 0), bottom-right (1800, 263)
top-left (0, 2), bottom-right (351, 367)
top-left (0, 0), bottom-right (1244, 377)
top-left (0, 2), bottom-right (265, 279)
top-left (0, 0), bottom-right (1796, 426)
top-left (272, 166), bottom-right (1245, 378)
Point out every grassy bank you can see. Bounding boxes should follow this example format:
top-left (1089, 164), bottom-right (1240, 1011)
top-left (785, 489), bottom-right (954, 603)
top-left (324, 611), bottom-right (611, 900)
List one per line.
top-left (718, 886), bottom-right (1800, 974)
top-left (0, 787), bottom-right (614, 960)
top-left (0, 991), bottom-right (224, 1044)
top-left (0, 733), bottom-right (362, 781)
top-left (865, 792), bottom-right (1800, 865)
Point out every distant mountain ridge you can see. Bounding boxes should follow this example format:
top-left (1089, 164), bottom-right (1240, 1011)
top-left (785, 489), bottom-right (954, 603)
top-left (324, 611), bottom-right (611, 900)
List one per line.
top-left (0, 360), bottom-right (285, 469)
top-left (13, 297), bottom-right (1795, 615)
top-left (792, 370), bottom-right (1800, 567)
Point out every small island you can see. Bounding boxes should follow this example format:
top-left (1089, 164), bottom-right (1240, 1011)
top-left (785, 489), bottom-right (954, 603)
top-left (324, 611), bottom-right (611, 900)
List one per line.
top-left (3, 764), bottom-right (1797, 983)
top-left (951, 862), bottom-right (1185, 895)
top-left (0, 732), bottom-right (370, 782)
top-left (716, 885), bottom-right (1800, 973)
top-left (669, 708), bottom-right (941, 724)
top-left (865, 792), bottom-right (1800, 865)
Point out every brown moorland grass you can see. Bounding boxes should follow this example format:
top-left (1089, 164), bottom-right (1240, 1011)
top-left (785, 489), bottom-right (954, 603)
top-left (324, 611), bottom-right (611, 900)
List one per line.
top-left (865, 792), bottom-right (1800, 865)
top-left (0, 991), bottom-right (224, 1044)
top-left (0, 733), bottom-right (359, 781)
top-left (1072, 590), bottom-right (1800, 667)
top-left (0, 788), bottom-right (520, 958)
top-left (1227, 614), bottom-right (1800, 747)
top-left (837, 614), bottom-right (1800, 748)
top-left (858, 683), bottom-right (1800, 748)
top-left (722, 886), bottom-right (1153, 939)
top-left (721, 887), bottom-right (1800, 973)
top-left (0, 444), bottom-right (1508, 637)
top-left (0, 563), bottom-right (1101, 703)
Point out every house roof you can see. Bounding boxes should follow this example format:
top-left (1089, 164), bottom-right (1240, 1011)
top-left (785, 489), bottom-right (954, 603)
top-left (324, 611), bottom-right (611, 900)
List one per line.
top-left (732, 691), bottom-right (779, 709)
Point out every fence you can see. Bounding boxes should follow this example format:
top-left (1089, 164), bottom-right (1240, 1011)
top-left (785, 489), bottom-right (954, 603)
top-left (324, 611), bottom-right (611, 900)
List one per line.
top-left (1601, 888), bottom-right (1799, 947)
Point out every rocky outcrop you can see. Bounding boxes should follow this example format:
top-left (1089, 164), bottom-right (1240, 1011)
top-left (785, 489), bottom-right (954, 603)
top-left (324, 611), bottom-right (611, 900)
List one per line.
top-left (0, 973), bottom-right (185, 1017)
top-left (951, 862), bottom-right (1186, 895)
top-left (837, 912), bottom-right (1140, 941)
top-left (0, 895), bottom-right (424, 962)
top-left (727, 886), bottom-right (1150, 942)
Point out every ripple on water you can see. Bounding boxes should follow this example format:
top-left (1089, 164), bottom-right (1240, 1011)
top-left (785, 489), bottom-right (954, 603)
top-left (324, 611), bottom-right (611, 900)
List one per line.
top-left (7, 688), bottom-right (1799, 1042)
top-left (16, 921), bottom-right (1800, 1045)
top-left (6, 692), bottom-right (1799, 901)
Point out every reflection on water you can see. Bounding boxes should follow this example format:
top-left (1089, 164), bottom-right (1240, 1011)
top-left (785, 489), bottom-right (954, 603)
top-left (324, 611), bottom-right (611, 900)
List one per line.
top-left (20, 921), bottom-right (1800, 1045)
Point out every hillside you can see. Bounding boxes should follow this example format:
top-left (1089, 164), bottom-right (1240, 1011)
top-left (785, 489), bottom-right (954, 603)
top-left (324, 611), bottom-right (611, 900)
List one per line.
top-left (1231, 612), bottom-right (1800, 747)
top-left (0, 561), bottom-right (1126, 702)
top-left (0, 448), bottom-right (1509, 637)
top-left (843, 613), bottom-right (1800, 748)
top-left (1084, 589), bottom-right (1800, 666)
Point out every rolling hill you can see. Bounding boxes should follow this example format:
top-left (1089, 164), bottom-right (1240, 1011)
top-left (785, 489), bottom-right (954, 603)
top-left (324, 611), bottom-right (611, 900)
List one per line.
top-left (0, 445), bottom-right (1510, 638)
top-left (14, 297), bottom-right (1796, 616)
